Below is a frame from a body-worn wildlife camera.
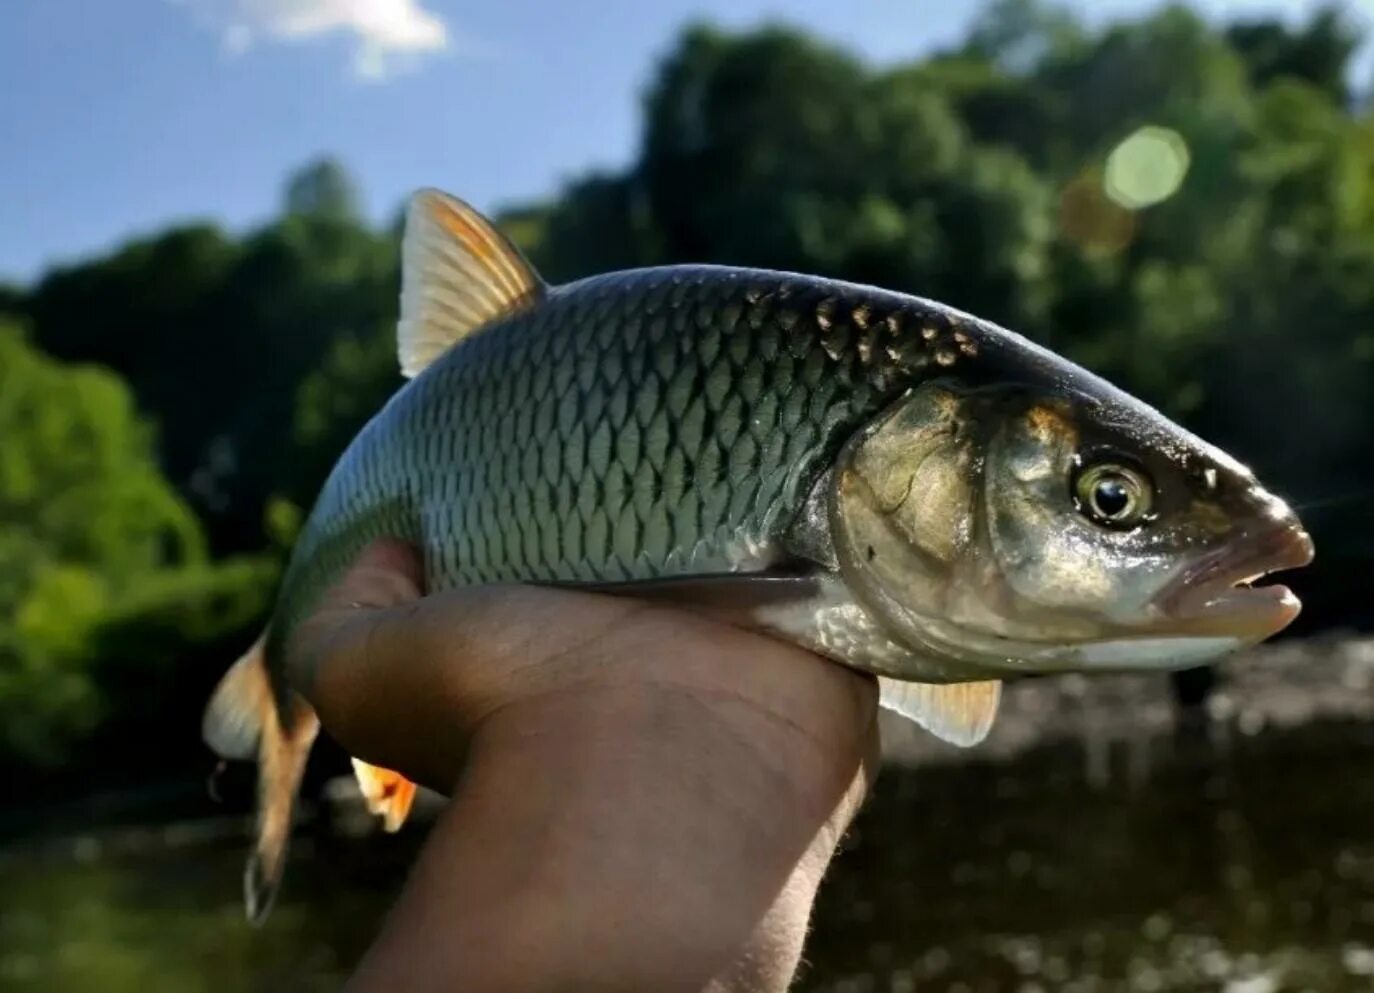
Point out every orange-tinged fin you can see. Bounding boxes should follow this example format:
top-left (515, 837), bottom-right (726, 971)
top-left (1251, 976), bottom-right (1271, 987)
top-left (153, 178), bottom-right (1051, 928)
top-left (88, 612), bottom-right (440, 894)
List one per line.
top-left (351, 758), bottom-right (418, 833)
top-left (202, 633), bottom-right (320, 925)
top-left (398, 188), bottom-right (545, 378)
top-left (877, 677), bottom-right (1001, 747)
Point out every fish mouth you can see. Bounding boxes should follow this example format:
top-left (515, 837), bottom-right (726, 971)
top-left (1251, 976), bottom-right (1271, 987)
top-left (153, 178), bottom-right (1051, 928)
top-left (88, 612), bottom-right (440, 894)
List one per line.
top-left (1157, 523), bottom-right (1315, 641)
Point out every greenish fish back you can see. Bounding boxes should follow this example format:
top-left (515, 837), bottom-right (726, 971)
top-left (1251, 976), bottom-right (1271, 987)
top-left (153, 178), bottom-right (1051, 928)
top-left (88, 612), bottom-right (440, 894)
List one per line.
top-left (265, 264), bottom-right (977, 677)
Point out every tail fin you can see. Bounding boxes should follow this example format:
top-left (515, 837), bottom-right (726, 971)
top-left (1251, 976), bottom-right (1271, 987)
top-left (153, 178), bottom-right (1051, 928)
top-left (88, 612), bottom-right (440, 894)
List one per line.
top-left (203, 634), bottom-right (319, 925)
top-left (351, 758), bottom-right (418, 832)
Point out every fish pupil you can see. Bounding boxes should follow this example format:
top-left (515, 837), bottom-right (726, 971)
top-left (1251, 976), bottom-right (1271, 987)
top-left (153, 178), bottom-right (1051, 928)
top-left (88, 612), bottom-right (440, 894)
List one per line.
top-left (1094, 478), bottom-right (1132, 518)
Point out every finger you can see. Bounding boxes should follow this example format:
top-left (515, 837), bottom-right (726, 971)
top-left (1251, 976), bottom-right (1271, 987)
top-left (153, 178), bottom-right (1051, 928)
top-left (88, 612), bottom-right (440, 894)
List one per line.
top-left (298, 582), bottom-right (653, 791)
top-left (316, 539), bottom-right (425, 612)
top-left (284, 534), bottom-right (649, 790)
top-left (286, 540), bottom-right (424, 694)
top-left (289, 542), bottom-right (880, 795)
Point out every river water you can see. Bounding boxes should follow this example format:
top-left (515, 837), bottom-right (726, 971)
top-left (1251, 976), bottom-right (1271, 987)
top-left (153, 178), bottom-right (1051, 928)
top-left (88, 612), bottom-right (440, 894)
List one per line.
top-left (4, 646), bottom-right (1374, 992)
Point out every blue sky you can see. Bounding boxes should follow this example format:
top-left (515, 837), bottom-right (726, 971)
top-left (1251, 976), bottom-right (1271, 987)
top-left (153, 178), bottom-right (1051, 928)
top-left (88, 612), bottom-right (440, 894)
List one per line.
top-left (2, 0), bottom-right (1367, 284)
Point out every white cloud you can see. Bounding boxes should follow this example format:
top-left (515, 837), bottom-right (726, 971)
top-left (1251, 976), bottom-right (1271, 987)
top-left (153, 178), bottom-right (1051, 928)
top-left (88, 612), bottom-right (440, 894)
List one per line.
top-left (172, 0), bottom-right (450, 80)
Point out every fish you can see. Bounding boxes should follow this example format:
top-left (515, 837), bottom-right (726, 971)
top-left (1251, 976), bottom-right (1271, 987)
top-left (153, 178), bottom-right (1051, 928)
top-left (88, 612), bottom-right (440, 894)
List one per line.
top-left (203, 188), bottom-right (1314, 922)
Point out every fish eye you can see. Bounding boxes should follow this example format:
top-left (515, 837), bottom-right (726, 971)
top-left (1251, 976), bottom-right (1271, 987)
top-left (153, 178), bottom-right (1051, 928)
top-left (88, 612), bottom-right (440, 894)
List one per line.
top-left (1073, 461), bottom-right (1155, 529)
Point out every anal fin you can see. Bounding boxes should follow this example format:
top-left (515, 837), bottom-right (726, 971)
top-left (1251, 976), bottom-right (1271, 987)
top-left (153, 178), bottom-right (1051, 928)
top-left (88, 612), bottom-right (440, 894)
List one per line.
top-left (878, 677), bottom-right (1001, 747)
top-left (351, 758), bottom-right (418, 833)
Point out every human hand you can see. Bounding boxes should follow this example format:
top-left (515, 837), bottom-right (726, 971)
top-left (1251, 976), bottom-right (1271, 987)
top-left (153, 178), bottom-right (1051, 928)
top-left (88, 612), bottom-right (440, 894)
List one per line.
top-left (288, 541), bottom-right (881, 993)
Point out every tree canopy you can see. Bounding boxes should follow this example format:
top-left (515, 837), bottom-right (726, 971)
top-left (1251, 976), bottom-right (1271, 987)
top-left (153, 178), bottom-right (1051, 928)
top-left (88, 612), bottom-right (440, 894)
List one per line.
top-left (0, 324), bottom-right (270, 769)
top-left (4, 1), bottom-right (1372, 775)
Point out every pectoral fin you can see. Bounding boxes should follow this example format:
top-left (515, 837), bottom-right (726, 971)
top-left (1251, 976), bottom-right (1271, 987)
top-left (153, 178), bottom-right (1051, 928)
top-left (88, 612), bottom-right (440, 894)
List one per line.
top-left (877, 677), bottom-right (1001, 747)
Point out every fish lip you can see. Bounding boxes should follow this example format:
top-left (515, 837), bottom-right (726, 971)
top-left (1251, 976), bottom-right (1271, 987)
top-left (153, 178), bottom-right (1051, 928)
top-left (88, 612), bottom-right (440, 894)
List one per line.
top-left (1157, 524), bottom-right (1315, 640)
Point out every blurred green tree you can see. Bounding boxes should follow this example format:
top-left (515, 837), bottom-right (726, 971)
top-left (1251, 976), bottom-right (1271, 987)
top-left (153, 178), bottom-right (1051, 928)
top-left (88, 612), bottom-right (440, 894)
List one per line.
top-left (1227, 3), bottom-right (1360, 103)
top-left (0, 281), bottom-right (24, 318)
top-left (6, 2), bottom-right (1374, 779)
top-left (26, 163), bottom-right (398, 553)
top-left (0, 324), bottom-right (272, 769)
top-left (283, 157), bottom-right (363, 220)
top-left (964, 0), bottom-right (1084, 73)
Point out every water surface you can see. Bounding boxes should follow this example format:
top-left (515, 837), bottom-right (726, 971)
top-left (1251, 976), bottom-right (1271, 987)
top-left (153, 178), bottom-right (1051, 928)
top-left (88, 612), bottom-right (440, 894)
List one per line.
top-left (5, 714), bottom-right (1373, 992)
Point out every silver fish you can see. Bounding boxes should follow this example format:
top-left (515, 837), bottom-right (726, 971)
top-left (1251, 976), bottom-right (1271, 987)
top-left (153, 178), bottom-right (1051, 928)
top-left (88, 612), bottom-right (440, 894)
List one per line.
top-left (204, 188), bottom-right (1313, 921)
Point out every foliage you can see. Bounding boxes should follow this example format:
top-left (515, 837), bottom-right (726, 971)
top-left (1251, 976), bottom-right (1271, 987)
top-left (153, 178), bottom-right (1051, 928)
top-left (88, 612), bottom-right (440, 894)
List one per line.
top-left (1227, 3), bottom-right (1360, 103)
top-left (0, 324), bottom-right (272, 768)
top-left (0, 282), bottom-right (24, 318)
top-left (26, 161), bottom-right (398, 553)
top-left (5, 1), bottom-right (1374, 775)
top-left (287, 328), bottom-right (402, 508)
top-left (282, 157), bottom-right (362, 221)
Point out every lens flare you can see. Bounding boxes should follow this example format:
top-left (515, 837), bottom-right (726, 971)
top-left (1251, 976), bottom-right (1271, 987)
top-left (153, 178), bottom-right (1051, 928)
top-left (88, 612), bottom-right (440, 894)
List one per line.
top-left (1104, 126), bottom-right (1191, 209)
top-left (1060, 170), bottom-right (1135, 253)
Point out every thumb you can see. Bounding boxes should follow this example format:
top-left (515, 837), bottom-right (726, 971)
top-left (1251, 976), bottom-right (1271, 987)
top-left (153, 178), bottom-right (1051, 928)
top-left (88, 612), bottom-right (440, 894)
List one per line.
top-left (320, 539), bottom-right (426, 612)
top-left (286, 539), bottom-right (425, 713)
top-left (283, 539), bottom-right (645, 792)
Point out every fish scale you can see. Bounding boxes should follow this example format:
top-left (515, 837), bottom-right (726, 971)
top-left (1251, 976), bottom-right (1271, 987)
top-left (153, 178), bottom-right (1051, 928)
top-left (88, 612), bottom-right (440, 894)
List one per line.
top-left (268, 268), bottom-right (902, 653)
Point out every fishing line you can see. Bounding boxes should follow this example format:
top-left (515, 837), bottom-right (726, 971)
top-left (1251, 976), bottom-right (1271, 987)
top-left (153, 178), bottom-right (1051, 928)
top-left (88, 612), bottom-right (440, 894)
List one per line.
top-left (207, 759), bottom-right (228, 804)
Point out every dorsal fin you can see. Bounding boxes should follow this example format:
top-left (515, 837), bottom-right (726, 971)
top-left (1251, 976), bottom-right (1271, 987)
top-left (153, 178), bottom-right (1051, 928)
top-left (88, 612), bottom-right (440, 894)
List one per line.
top-left (398, 188), bottom-right (546, 378)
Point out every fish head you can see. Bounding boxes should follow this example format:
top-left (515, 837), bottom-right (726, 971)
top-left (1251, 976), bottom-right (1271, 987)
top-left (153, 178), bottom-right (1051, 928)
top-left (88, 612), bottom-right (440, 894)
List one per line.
top-left (830, 378), bottom-right (1314, 675)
